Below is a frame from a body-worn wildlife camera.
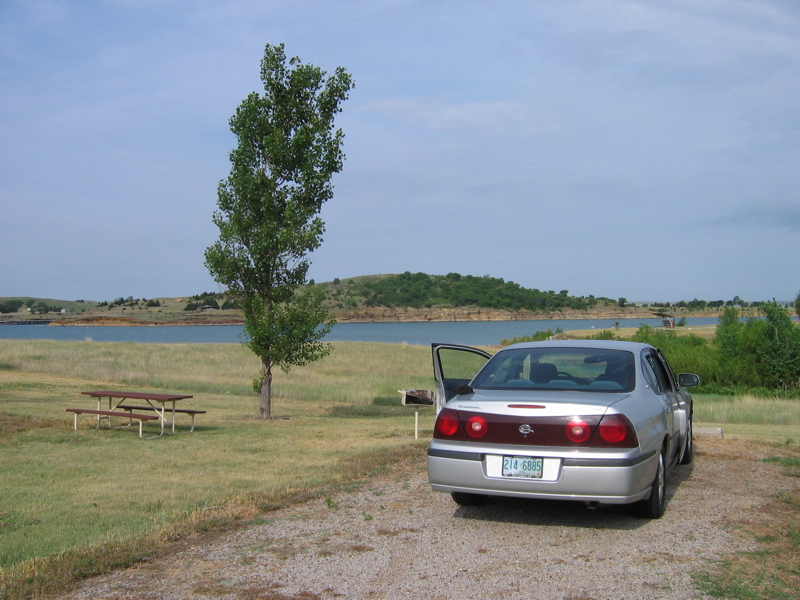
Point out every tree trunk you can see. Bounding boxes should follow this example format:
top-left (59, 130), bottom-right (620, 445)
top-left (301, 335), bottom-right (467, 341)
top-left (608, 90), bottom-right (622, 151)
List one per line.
top-left (258, 359), bottom-right (273, 419)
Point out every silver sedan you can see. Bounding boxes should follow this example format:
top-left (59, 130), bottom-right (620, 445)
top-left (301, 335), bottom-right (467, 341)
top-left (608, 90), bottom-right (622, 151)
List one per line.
top-left (426, 340), bottom-right (698, 518)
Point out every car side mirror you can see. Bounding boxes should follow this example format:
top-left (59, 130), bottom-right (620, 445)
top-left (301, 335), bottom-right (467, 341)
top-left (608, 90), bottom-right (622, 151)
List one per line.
top-left (678, 373), bottom-right (700, 388)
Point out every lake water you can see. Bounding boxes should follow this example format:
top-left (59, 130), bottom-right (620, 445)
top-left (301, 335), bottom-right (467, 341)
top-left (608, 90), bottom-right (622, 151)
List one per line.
top-left (0, 317), bottom-right (721, 346)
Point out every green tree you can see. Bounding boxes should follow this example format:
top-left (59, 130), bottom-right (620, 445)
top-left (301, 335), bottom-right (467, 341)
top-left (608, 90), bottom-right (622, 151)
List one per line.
top-left (715, 306), bottom-right (741, 363)
top-left (0, 299), bottom-right (24, 314)
top-left (714, 306), bottom-right (760, 387)
top-left (204, 43), bottom-right (354, 419)
top-left (794, 290), bottom-right (800, 317)
top-left (758, 301), bottom-right (800, 390)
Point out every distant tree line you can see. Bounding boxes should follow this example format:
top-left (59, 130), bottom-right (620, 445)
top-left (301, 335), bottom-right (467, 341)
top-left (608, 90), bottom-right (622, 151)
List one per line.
top-left (183, 292), bottom-right (240, 311)
top-left (0, 299), bottom-right (63, 314)
top-left (652, 296), bottom-right (772, 310)
top-left (99, 297), bottom-right (161, 309)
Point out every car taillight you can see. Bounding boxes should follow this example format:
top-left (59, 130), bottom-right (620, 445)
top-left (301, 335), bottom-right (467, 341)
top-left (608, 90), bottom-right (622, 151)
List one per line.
top-left (598, 415), bottom-right (628, 444)
top-left (565, 419), bottom-right (591, 443)
top-left (466, 415), bottom-right (488, 438)
top-left (593, 414), bottom-right (638, 447)
top-left (434, 409), bottom-right (461, 438)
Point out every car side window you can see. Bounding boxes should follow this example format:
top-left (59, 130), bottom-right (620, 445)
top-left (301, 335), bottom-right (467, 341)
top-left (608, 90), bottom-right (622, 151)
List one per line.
top-left (641, 356), bottom-right (660, 393)
top-left (643, 351), bottom-right (672, 394)
top-left (657, 350), bottom-right (679, 389)
top-left (438, 347), bottom-right (490, 381)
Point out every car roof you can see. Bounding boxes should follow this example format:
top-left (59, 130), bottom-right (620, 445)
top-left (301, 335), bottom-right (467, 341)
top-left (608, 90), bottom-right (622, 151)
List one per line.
top-left (501, 339), bottom-right (654, 352)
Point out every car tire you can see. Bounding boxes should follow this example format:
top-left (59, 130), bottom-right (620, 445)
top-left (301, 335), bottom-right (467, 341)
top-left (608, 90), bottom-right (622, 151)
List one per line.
top-left (451, 492), bottom-right (488, 506)
top-left (632, 448), bottom-right (666, 519)
top-left (678, 414), bottom-right (693, 465)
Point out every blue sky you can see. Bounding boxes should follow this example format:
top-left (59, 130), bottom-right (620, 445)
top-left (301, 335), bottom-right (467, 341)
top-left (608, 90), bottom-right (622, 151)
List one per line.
top-left (2, 0), bottom-right (798, 304)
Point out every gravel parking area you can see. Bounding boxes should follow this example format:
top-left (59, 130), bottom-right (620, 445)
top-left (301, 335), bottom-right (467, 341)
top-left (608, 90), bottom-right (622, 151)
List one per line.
top-left (57, 437), bottom-right (798, 600)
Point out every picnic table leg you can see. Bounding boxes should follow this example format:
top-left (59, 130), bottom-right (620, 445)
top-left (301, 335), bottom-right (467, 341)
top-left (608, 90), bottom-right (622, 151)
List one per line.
top-left (145, 399), bottom-right (165, 437)
top-left (117, 397), bottom-right (134, 430)
top-left (136, 399), bottom-right (165, 439)
top-left (171, 400), bottom-right (176, 434)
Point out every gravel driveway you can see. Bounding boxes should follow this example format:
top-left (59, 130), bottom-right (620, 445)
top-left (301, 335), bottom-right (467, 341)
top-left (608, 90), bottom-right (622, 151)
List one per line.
top-left (57, 437), bottom-right (798, 600)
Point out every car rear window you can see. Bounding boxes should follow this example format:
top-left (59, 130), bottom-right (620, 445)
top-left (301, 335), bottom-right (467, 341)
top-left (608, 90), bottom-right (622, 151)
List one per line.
top-left (470, 347), bottom-right (635, 393)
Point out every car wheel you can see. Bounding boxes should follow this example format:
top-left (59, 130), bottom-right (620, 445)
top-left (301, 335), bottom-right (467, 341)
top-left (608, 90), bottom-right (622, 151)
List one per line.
top-left (678, 414), bottom-right (693, 465)
top-left (451, 492), bottom-right (488, 506)
top-left (632, 448), bottom-right (666, 519)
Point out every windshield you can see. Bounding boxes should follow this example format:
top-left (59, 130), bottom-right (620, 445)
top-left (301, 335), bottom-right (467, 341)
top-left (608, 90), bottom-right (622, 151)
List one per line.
top-left (470, 347), bottom-right (635, 393)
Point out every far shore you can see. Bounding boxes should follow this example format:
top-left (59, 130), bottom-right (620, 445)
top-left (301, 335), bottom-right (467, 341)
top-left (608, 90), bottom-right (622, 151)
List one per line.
top-left (0, 306), bottom-right (739, 327)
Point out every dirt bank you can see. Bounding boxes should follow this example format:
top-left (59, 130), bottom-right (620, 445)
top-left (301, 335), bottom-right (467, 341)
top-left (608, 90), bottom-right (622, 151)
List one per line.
top-left (47, 307), bottom-right (726, 327)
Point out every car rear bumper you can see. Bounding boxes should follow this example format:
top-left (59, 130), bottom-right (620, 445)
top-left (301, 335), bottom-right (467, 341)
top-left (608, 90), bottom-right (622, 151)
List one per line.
top-left (427, 445), bottom-right (658, 504)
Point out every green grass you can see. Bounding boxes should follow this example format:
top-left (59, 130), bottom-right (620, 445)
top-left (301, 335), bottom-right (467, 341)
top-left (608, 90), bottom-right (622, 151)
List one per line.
top-left (695, 394), bottom-right (800, 426)
top-left (763, 456), bottom-right (800, 478)
top-left (0, 339), bottom-right (435, 598)
top-left (693, 394), bottom-right (800, 444)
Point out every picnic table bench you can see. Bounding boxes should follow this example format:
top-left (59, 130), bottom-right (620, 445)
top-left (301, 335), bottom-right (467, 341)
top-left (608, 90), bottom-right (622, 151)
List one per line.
top-left (67, 390), bottom-right (197, 438)
top-left (116, 405), bottom-right (206, 432)
top-left (66, 408), bottom-right (159, 438)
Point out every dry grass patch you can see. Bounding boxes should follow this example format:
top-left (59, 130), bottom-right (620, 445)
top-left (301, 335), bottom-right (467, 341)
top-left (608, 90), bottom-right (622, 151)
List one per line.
top-left (695, 495), bottom-right (800, 599)
top-left (561, 324), bottom-right (718, 342)
top-left (693, 443), bottom-right (800, 600)
top-left (0, 413), bottom-right (62, 438)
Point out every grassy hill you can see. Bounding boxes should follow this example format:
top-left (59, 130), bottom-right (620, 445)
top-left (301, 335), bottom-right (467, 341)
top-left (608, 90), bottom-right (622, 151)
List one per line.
top-left (1, 272), bottom-right (748, 325)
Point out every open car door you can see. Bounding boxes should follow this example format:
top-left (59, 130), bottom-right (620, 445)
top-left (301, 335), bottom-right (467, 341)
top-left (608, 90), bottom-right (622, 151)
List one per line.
top-left (431, 343), bottom-right (493, 413)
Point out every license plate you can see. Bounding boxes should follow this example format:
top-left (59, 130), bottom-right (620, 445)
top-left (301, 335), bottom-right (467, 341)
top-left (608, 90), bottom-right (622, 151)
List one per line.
top-left (502, 456), bottom-right (543, 478)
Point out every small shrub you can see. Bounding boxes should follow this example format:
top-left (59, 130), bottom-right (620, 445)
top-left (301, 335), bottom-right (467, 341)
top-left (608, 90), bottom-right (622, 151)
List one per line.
top-left (501, 329), bottom-right (561, 346)
top-left (591, 330), bottom-right (616, 340)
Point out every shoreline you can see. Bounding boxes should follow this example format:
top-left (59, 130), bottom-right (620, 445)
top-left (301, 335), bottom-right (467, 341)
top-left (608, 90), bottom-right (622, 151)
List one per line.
top-left (0, 307), bottom-right (736, 327)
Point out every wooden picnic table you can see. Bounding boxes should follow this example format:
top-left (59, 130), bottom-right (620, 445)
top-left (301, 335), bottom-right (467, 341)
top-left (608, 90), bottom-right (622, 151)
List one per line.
top-left (71, 390), bottom-right (198, 438)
